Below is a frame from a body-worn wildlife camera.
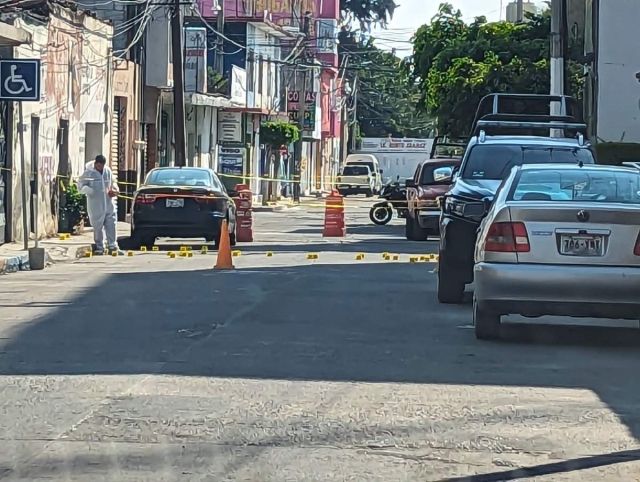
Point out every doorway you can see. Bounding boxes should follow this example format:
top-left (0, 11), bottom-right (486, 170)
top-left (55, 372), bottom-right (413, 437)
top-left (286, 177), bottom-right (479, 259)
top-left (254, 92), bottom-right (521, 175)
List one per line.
top-left (53, 119), bottom-right (69, 221)
top-left (0, 102), bottom-right (7, 245)
top-left (85, 122), bottom-right (104, 163)
top-left (30, 115), bottom-right (40, 235)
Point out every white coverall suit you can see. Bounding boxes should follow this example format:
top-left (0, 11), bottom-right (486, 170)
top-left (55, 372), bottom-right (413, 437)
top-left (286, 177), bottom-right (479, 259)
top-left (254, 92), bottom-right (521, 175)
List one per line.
top-left (78, 161), bottom-right (119, 251)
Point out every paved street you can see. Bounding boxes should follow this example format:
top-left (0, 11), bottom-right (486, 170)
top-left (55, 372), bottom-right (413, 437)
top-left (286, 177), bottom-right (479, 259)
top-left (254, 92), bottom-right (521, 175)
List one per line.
top-left (1, 197), bottom-right (640, 481)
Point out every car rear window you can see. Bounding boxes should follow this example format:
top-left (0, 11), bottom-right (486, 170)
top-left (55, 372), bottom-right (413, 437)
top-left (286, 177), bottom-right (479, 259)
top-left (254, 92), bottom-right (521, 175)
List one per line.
top-left (462, 145), bottom-right (595, 180)
top-left (432, 145), bottom-right (465, 159)
top-left (509, 169), bottom-right (640, 204)
top-left (343, 166), bottom-right (370, 176)
top-left (146, 169), bottom-right (213, 187)
top-left (348, 162), bottom-right (375, 173)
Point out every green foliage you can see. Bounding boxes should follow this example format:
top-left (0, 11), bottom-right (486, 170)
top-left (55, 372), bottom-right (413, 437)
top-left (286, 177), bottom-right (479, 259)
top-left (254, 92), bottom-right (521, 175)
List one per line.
top-left (406, 3), bottom-right (585, 137)
top-left (61, 183), bottom-right (87, 218)
top-left (595, 142), bottom-right (640, 165)
top-left (340, 0), bottom-right (396, 29)
top-left (207, 67), bottom-right (226, 94)
top-left (260, 122), bottom-right (300, 149)
top-left (339, 31), bottom-right (435, 138)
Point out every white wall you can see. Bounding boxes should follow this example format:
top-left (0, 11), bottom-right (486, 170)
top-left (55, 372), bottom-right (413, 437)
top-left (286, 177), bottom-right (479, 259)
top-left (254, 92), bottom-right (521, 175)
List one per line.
top-left (185, 105), bottom-right (219, 169)
top-left (9, 10), bottom-right (112, 242)
top-left (246, 24), bottom-right (282, 112)
top-left (596, 0), bottom-right (640, 143)
top-left (145, 7), bottom-right (171, 88)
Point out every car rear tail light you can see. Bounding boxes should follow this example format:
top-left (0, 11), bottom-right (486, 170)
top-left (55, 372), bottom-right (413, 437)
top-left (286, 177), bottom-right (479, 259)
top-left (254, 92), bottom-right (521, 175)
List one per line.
top-left (485, 221), bottom-right (530, 253)
top-left (634, 232), bottom-right (640, 256)
top-left (135, 193), bottom-right (156, 204)
top-left (194, 196), bottom-right (213, 203)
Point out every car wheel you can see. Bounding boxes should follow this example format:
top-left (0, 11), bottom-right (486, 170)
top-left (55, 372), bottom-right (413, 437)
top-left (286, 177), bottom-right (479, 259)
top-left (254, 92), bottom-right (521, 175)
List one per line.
top-left (370, 203), bottom-right (393, 225)
top-left (229, 220), bottom-right (237, 246)
top-left (473, 295), bottom-right (501, 340)
top-left (413, 215), bottom-right (429, 241)
top-left (437, 256), bottom-right (465, 304)
top-left (405, 214), bottom-right (416, 240)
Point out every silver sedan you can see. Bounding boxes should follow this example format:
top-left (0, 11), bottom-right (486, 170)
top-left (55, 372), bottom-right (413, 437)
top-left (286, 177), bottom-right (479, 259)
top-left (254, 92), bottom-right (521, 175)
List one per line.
top-left (473, 163), bottom-right (640, 340)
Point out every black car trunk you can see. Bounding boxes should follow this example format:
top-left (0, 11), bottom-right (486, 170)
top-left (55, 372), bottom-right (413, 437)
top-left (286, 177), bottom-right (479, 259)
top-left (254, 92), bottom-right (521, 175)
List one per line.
top-left (134, 186), bottom-right (226, 225)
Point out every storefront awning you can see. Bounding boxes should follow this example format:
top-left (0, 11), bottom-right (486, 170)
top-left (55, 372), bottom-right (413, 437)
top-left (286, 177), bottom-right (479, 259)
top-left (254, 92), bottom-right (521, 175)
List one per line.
top-left (160, 90), bottom-right (239, 108)
top-left (186, 93), bottom-right (238, 108)
top-left (0, 21), bottom-right (31, 46)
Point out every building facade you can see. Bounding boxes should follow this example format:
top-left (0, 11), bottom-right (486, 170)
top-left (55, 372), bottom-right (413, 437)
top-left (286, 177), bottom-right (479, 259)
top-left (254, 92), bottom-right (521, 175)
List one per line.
top-left (581, 0), bottom-right (640, 144)
top-left (197, 0), bottom-right (342, 197)
top-left (505, 1), bottom-right (538, 22)
top-left (0, 3), bottom-right (113, 244)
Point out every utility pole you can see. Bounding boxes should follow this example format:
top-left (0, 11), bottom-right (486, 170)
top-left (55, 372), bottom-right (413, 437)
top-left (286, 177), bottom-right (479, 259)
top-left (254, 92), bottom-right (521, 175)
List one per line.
top-left (350, 74), bottom-right (358, 153)
top-left (550, 0), bottom-right (564, 132)
top-left (215, 0), bottom-right (225, 75)
top-left (293, 66), bottom-right (307, 203)
top-left (516, 0), bottom-right (524, 22)
top-left (170, 0), bottom-right (187, 167)
top-left (292, 13), bottom-right (310, 203)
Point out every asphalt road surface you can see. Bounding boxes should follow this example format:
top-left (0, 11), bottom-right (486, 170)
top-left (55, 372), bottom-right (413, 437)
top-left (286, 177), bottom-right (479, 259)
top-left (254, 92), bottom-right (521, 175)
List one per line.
top-left (1, 197), bottom-right (640, 481)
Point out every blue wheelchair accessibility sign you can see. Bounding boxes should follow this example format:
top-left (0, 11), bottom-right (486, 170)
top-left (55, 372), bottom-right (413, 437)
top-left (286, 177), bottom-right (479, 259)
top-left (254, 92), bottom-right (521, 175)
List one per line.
top-left (0, 59), bottom-right (41, 101)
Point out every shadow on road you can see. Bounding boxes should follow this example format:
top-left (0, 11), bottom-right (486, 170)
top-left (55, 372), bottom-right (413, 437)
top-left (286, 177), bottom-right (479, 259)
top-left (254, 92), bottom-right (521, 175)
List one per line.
top-left (440, 448), bottom-right (640, 481)
top-left (1, 262), bottom-right (640, 479)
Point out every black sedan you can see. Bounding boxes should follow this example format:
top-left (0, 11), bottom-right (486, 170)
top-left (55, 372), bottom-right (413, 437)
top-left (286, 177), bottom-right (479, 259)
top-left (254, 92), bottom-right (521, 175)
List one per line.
top-left (130, 167), bottom-right (237, 249)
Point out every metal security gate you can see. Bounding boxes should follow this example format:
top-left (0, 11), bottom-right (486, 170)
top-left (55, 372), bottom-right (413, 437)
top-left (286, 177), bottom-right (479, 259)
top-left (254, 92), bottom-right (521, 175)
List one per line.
top-left (111, 97), bottom-right (121, 181)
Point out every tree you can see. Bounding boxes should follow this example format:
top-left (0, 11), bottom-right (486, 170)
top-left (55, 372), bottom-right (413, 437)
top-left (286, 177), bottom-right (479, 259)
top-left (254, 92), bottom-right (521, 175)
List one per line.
top-left (339, 31), bottom-right (435, 139)
top-left (341, 0), bottom-right (396, 29)
top-left (260, 122), bottom-right (299, 202)
top-left (405, 3), bottom-right (584, 137)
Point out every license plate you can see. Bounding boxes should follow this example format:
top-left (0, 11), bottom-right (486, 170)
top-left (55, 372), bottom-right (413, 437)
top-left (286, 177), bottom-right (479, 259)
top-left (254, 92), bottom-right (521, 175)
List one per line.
top-left (166, 198), bottom-right (184, 208)
top-left (560, 235), bottom-right (604, 256)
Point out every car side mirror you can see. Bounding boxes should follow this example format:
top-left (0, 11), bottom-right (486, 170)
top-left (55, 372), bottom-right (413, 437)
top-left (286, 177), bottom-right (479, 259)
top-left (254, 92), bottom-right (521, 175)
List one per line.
top-left (432, 166), bottom-right (453, 184)
top-left (405, 179), bottom-right (416, 187)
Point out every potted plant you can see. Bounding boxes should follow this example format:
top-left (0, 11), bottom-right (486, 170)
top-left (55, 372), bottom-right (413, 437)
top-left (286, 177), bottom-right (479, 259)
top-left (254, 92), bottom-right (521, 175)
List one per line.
top-left (58, 182), bottom-right (87, 234)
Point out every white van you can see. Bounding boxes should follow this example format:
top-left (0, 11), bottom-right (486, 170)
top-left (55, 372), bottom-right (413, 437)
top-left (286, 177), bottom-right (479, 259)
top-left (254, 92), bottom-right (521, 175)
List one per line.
top-left (344, 154), bottom-right (382, 193)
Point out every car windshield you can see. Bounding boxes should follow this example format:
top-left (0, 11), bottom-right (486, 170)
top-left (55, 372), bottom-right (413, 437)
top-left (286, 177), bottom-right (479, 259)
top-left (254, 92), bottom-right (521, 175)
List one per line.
top-left (420, 161), bottom-right (459, 184)
top-left (343, 166), bottom-right (370, 176)
top-left (462, 145), bottom-right (595, 180)
top-left (510, 169), bottom-right (640, 204)
top-left (146, 169), bottom-right (213, 187)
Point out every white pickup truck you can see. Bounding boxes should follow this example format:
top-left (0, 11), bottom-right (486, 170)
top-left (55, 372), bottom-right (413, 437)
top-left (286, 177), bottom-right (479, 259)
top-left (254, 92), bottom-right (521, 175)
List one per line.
top-left (336, 165), bottom-right (375, 197)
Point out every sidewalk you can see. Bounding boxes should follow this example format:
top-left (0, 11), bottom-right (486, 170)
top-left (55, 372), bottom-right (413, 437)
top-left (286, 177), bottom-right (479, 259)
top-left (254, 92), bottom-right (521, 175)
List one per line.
top-left (253, 195), bottom-right (326, 212)
top-left (0, 221), bottom-right (131, 275)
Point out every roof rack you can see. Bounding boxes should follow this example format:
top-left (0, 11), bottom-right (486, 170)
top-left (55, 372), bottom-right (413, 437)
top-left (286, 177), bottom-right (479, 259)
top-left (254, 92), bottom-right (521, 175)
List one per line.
top-left (470, 93), bottom-right (587, 139)
top-left (429, 135), bottom-right (468, 159)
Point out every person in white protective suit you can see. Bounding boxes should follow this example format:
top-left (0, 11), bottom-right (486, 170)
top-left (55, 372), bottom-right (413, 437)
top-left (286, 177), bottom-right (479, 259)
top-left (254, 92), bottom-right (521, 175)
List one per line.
top-left (78, 155), bottom-right (123, 255)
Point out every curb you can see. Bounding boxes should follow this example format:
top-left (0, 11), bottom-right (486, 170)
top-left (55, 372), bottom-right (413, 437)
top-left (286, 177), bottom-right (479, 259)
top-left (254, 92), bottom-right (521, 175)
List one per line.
top-left (0, 243), bottom-right (92, 275)
top-left (0, 253), bottom-right (29, 275)
top-left (253, 204), bottom-right (300, 213)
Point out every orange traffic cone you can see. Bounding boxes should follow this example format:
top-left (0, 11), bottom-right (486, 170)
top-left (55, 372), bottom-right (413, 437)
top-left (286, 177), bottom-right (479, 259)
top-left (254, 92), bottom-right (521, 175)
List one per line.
top-left (214, 220), bottom-right (235, 270)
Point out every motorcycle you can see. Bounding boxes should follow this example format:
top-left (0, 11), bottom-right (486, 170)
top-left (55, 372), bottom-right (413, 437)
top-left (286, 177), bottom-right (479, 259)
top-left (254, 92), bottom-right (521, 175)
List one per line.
top-left (369, 179), bottom-right (408, 225)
